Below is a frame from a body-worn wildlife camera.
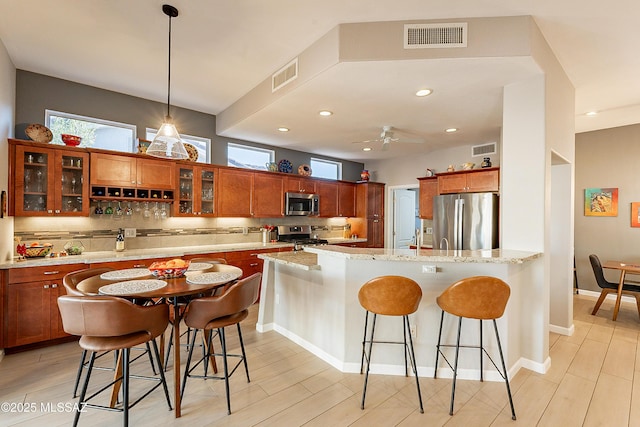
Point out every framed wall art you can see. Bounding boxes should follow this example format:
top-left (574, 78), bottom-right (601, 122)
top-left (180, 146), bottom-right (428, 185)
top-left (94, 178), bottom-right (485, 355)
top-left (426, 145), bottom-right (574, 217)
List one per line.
top-left (632, 202), bottom-right (640, 227)
top-left (584, 187), bottom-right (618, 216)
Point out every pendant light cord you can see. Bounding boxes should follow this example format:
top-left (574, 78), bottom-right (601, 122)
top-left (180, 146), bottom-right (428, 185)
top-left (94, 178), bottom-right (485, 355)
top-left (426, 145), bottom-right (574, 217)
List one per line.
top-left (166, 13), bottom-right (172, 119)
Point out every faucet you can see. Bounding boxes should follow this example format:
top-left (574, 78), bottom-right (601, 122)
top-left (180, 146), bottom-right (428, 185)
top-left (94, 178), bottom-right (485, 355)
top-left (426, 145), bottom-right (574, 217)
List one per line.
top-left (440, 238), bottom-right (449, 251)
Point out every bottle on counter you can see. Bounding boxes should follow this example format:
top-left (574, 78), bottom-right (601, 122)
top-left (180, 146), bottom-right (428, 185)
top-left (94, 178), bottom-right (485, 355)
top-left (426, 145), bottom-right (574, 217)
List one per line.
top-left (115, 228), bottom-right (125, 252)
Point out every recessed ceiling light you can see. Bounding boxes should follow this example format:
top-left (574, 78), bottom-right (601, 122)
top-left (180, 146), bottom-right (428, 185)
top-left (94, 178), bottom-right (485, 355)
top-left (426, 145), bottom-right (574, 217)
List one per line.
top-left (363, 147), bottom-right (372, 152)
top-left (586, 111), bottom-right (598, 116)
top-left (415, 89), bottom-right (433, 97)
top-left (319, 110), bottom-right (333, 116)
top-left (445, 128), bottom-right (458, 133)
top-left (277, 127), bottom-right (289, 132)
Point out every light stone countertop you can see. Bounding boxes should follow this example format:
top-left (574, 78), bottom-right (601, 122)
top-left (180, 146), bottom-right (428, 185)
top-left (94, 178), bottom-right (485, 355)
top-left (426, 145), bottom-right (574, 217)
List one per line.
top-left (257, 251), bottom-right (320, 271)
top-left (0, 238), bottom-right (368, 270)
top-left (303, 245), bottom-right (542, 264)
top-left (0, 242), bottom-right (293, 269)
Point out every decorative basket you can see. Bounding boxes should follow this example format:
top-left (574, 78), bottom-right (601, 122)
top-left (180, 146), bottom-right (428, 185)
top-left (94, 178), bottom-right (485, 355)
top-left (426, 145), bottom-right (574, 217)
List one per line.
top-left (149, 260), bottom-right (190, 279)
top-left (25, 246), bottom-right (52, 258)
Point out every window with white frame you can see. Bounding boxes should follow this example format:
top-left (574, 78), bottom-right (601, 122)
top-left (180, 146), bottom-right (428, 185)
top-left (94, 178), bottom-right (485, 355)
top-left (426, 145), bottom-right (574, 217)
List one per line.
top-left (310, 158), bottom-right (342, 180)
top-left (227, 143), bottom-right (274, 170)
top-left (146, 129), bottom-right (210, 163)
top-left (46, 110), bottom-right (137, 152)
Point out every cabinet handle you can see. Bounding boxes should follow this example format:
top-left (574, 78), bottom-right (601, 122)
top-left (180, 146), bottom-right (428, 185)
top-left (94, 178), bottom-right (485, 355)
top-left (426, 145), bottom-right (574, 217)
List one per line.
top-left (249, 253), bottom-right (258, 257)
top-left (51, 284), bottom-right (58, 288)
top-left (133, 264), bottom-right (147, 268)
top-left (44, 284), bottom-right (49, 289)
top-left (249, 263), bottom-right (259, 267)
top-left (43, 271), bottom-right (60, 275)
top-left (47, 210), bottom-right (53, 214)
top-left (55, 209), bottom-right (60, 214)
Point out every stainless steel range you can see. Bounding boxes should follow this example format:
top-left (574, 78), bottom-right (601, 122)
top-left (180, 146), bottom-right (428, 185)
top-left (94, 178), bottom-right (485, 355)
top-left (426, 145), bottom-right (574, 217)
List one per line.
top-left (276, 225), bottom-right (328, 249)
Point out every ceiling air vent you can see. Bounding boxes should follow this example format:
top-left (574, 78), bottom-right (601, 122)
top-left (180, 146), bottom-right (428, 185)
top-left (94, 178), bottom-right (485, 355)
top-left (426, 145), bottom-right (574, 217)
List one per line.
top-left (472, 142), bottom-right (497, 157)
top-left (404, 23), bottom-right (468, 49)
top-left (272, 58), bottom-right (298, 92)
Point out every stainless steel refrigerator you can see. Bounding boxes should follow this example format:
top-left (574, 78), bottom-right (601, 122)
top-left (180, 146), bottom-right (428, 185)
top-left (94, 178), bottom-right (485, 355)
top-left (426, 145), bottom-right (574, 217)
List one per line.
top-left (432, 192), bottom-right (499, 250)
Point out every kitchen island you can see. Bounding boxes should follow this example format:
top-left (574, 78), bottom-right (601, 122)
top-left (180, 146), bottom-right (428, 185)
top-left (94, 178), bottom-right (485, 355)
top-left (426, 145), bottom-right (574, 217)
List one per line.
top-left (257, 245), bottom-right (546, 381)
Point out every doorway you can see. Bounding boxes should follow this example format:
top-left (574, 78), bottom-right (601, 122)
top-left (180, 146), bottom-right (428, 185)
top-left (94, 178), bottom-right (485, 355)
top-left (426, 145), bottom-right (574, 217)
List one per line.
top-left (390, 185), bottom-right (419, 249)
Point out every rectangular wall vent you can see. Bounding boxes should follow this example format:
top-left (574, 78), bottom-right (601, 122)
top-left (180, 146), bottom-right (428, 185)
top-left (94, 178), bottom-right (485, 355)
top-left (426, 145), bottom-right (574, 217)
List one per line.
top-left (404, 23), bottom-right (468, 49)
top-left (272, 58), bottom-right (298, 92)
top-left (472, 142), bottom-right (497, 157)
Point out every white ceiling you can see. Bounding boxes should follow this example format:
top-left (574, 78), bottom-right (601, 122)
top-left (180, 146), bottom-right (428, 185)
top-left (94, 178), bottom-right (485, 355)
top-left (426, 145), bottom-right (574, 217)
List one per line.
top-left (0, 0), bottom-right (638, 162)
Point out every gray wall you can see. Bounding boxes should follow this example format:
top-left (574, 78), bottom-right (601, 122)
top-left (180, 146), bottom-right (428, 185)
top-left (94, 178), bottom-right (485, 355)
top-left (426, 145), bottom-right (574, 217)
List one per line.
top-left (575, 123), bottom-right (640, 292)
top-left (15, 70), bottom-right (364, 181)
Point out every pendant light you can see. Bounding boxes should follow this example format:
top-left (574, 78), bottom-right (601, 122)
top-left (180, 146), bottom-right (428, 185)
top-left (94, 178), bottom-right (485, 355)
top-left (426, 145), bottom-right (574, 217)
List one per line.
top-left (147, 4), bottom-right (189, 160)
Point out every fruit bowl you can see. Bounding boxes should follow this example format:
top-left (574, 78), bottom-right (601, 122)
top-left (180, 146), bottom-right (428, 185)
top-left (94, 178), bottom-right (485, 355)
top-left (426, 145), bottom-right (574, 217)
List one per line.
top-left (61, 134), bottom-right (82, 146)
top-left (149, 259), bottom-right (190, 279)
top-left (25, 245), bottom-right (52, 258)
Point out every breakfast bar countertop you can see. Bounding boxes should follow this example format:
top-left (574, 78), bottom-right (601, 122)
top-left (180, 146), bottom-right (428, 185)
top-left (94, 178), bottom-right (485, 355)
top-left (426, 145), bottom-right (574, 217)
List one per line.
top-left (303, 245), bottom-right (542, 264)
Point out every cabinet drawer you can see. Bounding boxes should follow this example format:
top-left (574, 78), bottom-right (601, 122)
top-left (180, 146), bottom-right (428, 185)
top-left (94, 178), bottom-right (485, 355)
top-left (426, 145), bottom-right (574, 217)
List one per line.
top-left (8, 263), bottom-right (84, 284)
top-left (225, 248), bottom-right (280, 262)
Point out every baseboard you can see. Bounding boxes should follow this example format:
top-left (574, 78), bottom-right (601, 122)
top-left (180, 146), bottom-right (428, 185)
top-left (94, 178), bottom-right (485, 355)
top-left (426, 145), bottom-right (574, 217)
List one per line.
top-left (549, 323), bottom-right (575, 336)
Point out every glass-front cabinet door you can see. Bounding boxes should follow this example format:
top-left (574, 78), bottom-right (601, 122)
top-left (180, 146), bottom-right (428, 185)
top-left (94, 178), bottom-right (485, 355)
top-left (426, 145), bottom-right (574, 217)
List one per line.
top-left (14, 145), bottom-right (89, 216)
top-left (199, 167), bottom-right (215, 215)
top-left (175, 165), bottom-right (215, 217)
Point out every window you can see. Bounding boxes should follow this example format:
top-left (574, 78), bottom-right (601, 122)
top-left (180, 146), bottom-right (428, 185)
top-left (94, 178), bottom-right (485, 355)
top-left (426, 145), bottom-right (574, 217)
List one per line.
top-left (310, 158), bottom-right (342, 180)
top-left (45, 110), bottom-right (136, 152)
top-left (227, 143), bottom-right (274, 170)
top-left (146, 129), bottom-right (210, 163)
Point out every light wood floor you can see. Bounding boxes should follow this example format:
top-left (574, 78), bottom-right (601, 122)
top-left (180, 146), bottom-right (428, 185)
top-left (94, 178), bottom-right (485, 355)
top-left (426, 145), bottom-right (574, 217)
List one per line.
top-left (2, 293), bottom-right (640, 426)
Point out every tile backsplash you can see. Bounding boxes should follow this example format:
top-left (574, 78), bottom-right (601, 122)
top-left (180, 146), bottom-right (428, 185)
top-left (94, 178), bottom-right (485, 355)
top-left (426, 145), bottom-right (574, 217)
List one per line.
top-left (13, 214), bottom-right (349, 255)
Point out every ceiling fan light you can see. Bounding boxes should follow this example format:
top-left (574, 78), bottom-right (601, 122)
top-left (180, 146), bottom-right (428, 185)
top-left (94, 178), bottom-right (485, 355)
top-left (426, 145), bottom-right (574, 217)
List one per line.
top-left (278, 127), bottom-right (290, 132)
top-left (363, 147), bottom-right (372, 151)
top-left (445, 127), bottom-right (458, 133)
top-left (415, 88), bottom-right (433, 97)
top-left (319, 110), bottom-right (333, 116)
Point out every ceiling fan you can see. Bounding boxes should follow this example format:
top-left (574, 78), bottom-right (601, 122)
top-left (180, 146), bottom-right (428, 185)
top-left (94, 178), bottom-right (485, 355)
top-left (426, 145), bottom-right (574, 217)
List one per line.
top-left (352, 125), bottom-right (424, 151)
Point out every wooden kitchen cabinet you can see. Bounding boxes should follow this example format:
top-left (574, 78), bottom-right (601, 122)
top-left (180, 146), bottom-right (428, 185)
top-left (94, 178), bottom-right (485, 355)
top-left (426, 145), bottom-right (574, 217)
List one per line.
top-left (253, 172), bottom-right (284, 217)
top-left (10, 142), bottom-right (90, 216)
top-left (4, 263), bottom-right (83, 348)
top-left (216, 168), bottom-right (253, 217)
top-left (437, 167), bottom-right (499, 194)
top-left (317, 181), bottom-right (338, 217)
top-left (89, 152), bottom-right (176, 203)
top-left (284, 176), bottom-right (316, 193)
top-left (418, 177), bottom-right (438, 219)
top-left (217, 168), bottom-right (285, 218)
top-left (352, 182), bottom-right (385, 248)
top-left (175, 165), bottom-right (216, 216)
top-left (338, 182), bottom-right (356, 217)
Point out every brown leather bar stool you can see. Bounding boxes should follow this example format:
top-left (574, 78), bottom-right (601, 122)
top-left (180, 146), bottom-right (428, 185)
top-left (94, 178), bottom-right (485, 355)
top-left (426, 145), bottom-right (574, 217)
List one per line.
top-left (164, 258), bottom-right (230, 369)
top-left (358, 275), bottom-right (423, 413)
top-left (58, 295), bottom-right (172, 427)
top-left (433, 276), bottom-right (516, 420)
top-left (180, 273), bottom-right (261, 415)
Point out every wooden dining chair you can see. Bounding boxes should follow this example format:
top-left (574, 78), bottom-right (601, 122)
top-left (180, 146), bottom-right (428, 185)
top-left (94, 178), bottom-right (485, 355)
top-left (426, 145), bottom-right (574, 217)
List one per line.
top-left (589, 254), bottom-right (640, 318)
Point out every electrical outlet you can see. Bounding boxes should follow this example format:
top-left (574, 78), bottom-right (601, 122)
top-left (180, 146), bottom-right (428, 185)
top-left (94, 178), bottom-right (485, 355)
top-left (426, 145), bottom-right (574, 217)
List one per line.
top-left (243, 227), bottom-right (248, 235)
top-left (410, 324), bottom-right (417, 338)
top-left (124, 228), bottom-right (136, 238)
top-left (426, 227), bottom-right (433, 234)
top-left (422, 264), bottom-right (437, 273)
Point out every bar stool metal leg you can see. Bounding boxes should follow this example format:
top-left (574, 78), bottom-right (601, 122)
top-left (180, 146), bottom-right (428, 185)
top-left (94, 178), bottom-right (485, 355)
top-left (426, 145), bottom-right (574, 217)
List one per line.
top-left (404, 315), bottom-right (424, 413)
top-left (450, 316), bottom-right (463, 416)
top-left (360, 311), bottom-right (370, 374)
top-left (493, 320), bottom-right (516, 420)
top-left (434, 310), bottom-right (445, 378)
top-left (360, 312), bottom-right (377, 410)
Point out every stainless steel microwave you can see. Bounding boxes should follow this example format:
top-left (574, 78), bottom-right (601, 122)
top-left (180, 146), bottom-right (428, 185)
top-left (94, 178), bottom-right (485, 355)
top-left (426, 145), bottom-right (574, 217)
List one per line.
top-left (285, 192), bottom-right (319, 216)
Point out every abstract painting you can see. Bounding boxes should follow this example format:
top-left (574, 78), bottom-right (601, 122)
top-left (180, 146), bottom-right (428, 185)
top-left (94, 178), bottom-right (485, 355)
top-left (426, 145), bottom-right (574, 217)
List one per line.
top-left (585, 188), bottom-right (618, 216)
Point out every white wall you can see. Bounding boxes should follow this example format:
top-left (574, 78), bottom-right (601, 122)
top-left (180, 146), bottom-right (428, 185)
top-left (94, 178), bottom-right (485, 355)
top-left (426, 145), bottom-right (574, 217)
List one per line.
top-left (0, 37), bottom-right (15, 261)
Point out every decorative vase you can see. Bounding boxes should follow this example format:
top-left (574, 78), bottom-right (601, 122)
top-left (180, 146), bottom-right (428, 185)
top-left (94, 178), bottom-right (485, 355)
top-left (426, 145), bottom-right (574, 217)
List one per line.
top-left (360, 170), bottom-right (370, 181)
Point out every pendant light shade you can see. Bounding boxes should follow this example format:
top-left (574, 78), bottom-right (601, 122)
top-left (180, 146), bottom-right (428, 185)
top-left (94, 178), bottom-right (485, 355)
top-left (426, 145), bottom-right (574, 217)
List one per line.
top-left (147, 4), bottom-right (189, 160)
